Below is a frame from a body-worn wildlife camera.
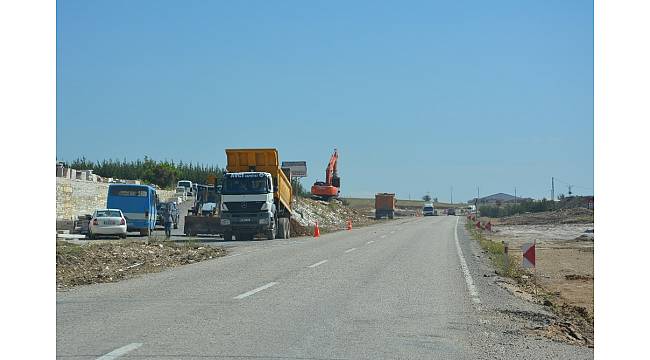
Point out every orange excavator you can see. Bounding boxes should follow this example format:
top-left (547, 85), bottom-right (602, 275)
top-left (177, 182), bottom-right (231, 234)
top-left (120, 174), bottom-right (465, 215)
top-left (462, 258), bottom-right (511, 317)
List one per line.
top-left (311, 149), bottom-right (340, 200)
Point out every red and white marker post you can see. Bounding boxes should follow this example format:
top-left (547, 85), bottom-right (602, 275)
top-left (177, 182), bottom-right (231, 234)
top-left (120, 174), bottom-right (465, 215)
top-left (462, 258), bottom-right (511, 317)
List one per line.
top-left (522, 241), bottom-right (536, 268)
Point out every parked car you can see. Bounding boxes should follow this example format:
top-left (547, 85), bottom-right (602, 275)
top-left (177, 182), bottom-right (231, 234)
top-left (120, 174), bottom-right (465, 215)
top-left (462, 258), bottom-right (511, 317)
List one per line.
top-left (88, 209), bottom-right (127, 239)
top-left (156, 202), bottom-right (179, 229)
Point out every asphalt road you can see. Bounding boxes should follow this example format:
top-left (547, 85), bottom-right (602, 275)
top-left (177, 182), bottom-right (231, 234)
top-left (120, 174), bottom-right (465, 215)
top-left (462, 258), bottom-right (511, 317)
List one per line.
top-left (57, 216), bottom-right (593, 360)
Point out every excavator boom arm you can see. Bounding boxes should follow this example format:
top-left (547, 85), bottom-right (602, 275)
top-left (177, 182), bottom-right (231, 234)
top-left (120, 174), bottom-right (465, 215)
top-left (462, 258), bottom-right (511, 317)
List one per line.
top-left (325, 149), bottom-right (338, 185)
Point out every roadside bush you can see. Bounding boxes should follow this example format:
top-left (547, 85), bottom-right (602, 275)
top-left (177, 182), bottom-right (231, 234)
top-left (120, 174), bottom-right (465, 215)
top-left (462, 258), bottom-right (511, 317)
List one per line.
top-left (291, 178), bottom-right (310, 198)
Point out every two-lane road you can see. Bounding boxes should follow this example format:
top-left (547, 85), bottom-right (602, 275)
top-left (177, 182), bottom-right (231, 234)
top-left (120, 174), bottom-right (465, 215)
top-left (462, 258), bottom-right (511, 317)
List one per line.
top-left (57, 216), bottom-right (591, 359)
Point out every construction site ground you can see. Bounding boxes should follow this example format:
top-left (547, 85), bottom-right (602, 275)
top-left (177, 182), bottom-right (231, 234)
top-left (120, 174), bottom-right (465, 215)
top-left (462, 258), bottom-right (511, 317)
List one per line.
top-left (479, 208), bottom-right (594, 344)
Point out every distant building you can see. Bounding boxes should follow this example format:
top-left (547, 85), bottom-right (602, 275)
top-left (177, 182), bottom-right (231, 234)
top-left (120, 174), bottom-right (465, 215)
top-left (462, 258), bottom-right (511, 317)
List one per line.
top-left (467, 192), bottom-right (533, 205)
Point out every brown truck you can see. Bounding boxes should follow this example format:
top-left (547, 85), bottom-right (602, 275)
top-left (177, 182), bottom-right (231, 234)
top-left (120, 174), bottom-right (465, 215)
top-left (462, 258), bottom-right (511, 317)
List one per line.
top-left (375, 193), bottom-right (396, 219)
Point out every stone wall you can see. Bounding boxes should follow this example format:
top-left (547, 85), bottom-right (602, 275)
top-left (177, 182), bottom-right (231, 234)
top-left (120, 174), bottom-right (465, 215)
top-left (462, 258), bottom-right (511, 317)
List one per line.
top-left (56, 178), bottom-right (175, 220)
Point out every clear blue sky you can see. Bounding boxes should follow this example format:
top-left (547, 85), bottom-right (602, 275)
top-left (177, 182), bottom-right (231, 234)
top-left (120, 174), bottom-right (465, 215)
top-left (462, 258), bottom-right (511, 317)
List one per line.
top-left (56, 0), bottom-right (593, 202)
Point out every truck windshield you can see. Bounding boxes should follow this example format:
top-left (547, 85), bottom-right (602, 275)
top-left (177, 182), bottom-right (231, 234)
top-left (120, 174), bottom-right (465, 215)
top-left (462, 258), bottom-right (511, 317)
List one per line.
top-left (222, 174), bottom-right (270, 195)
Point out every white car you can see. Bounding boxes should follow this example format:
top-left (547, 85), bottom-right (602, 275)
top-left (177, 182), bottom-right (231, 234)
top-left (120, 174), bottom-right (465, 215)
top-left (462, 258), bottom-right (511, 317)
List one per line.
top-left (88, 209), bottom-right (127, 239)
top-left (175, 186), bottom-right (188, 201)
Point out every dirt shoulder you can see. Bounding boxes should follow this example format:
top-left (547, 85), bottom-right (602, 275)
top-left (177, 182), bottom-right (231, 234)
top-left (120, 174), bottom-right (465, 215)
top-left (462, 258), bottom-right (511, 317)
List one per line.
top-left (57, 239), bottom-right (226, 290)
top-left (470, 209), bottom-right (594, 346)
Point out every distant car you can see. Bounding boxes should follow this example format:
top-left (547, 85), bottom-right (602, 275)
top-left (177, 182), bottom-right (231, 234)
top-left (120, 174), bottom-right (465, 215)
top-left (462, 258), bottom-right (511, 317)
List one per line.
top-left (88, 209), bottom-right (127, 239)
top-left (156, 202), bottom-right (179, 229)
top-left (175, 186), bottom-right (188, 201)
top-left (446, 208), bottom-right (456, 216)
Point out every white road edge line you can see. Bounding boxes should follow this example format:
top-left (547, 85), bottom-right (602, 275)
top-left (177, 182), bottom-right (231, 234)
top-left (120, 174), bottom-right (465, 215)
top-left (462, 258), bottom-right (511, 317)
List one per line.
top-left (366, 240), bottom-right (374, 244)
top-left (344, 248), bottom-right (357, 253)
top-left (308, 260), bottom-right (328, 268)
top-left (96, 343), bottom-right (143, 360)
top-left (234, 282), bottom-right (278, 299)
top-left (454, 217), bottom-right (481, 304)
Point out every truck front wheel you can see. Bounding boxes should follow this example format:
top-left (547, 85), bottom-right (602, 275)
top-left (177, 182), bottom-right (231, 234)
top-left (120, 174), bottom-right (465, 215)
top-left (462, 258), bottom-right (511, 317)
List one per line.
top-left (266, 218), bottom-right (277, 240)
top-left (223, 232), bottom-right (233, 241)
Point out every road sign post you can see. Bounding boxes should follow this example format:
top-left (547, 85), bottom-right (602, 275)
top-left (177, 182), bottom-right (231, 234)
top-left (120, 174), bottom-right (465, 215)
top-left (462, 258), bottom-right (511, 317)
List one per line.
top-left (281, 161), bottom-right (307, 178)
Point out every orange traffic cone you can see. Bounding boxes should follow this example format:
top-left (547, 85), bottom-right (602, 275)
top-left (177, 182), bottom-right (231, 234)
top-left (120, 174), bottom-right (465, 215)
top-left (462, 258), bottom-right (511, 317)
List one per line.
top-left (347, 219), bottom-right (352, 230)
top-left (314, 221), bottom-right (320, 238)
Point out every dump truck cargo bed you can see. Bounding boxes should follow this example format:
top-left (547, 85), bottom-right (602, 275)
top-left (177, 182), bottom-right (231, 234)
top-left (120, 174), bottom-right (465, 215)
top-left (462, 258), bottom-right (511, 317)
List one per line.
top-left (375, 193), bottom-right (396, 219)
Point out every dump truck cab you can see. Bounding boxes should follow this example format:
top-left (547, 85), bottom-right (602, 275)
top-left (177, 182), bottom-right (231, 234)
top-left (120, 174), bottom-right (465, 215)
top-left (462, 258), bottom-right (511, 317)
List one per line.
top-left (220, 172), bottom-right (276, 240)
top-left (219, 149), bottom-right (292, 241)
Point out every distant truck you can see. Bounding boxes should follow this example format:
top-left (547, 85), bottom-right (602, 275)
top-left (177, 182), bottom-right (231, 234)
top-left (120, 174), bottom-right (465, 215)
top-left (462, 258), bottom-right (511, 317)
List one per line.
top-left (177, 180), bottom-right (193, 196)
top-left (375, 193), bottom-right (396, 219)
top-left (220, 149), bottom-right (292, 241)
top-left (422, 203), bottom-right (435, 216)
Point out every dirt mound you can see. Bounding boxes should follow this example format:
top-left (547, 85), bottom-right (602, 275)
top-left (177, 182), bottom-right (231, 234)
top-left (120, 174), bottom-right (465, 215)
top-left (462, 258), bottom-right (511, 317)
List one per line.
top-left (565, 274), bottom-right (593, 281)
top-left (574, 234), bottom-right (594, 242)
top-left (57, 240), bottom-right (226, 290)
top-left (496, 208), bottom-right (594, 225)
top-left (290, 218), bottom-right (311, 237)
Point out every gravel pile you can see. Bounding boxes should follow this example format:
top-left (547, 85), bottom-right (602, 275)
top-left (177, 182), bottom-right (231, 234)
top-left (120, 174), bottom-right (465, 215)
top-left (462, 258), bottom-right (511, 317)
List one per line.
top-left (291, 197), bottom-right (374, 232)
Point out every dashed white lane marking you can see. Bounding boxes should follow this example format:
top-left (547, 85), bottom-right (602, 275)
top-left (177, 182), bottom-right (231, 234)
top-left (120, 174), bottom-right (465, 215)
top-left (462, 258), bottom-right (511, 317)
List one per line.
top-left (234, 282), bottom-right (278, 299)
top-left (96, 343), bottom-right (143, 360)
top-left (344, 248), bottom-right (357, 253)
top-left (366, 240), bottom-right (374, 244)
top-left (454, 217), bottom-right (481, 304)
top-left (380, 235), bottom-right (387, 239)
top-left (228, 253), bottom-right (242, 257)
top-left (308, 260), bottom-right (328, 268)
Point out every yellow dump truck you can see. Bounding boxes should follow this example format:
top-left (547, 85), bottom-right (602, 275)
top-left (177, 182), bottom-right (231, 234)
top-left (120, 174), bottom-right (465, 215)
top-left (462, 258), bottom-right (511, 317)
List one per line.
top-left (220, 149), bottom-right (293, 240)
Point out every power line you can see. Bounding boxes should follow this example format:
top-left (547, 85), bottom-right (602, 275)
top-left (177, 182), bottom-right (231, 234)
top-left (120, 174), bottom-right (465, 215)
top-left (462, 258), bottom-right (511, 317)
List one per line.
top-left (553, 177), bottom-right (593, 192)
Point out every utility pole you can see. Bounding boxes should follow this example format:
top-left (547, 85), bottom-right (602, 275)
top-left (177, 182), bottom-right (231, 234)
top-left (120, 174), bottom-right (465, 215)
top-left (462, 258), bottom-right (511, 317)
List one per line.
top-left (551, 177), bottom-right (555, 201)
top-left (450, 186), bottom-right (453, 205)
top-left (514, 187), bottom-right (517, 206)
